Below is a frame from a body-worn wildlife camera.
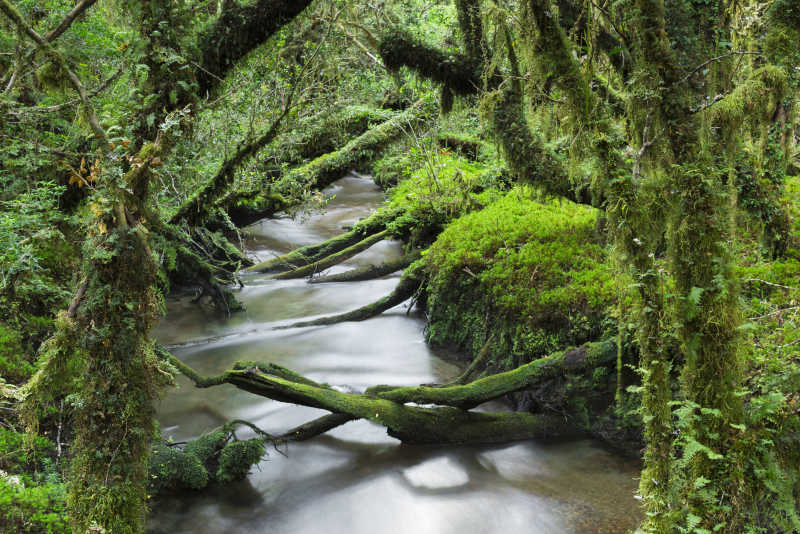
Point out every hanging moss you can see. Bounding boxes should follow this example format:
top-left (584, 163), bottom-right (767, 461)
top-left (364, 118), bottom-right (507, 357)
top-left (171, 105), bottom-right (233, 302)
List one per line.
top-left (708, 66), bottom-right (787, 129)
top-left (454, 0), bottom-right (485, 60)
top-left (479, 85), bottom-right (592, 204)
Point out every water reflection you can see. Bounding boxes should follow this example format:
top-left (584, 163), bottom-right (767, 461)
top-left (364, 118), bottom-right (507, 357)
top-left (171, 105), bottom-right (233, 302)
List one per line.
top-left (148, 175), bottom-right (641, 534)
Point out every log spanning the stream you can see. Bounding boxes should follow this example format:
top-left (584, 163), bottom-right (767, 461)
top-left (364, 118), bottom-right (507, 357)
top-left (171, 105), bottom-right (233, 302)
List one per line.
top-left (160, 341), bottom-right (616, 444)
top-left (269, 230), bottom-right (390, 280)
top-left (309, 249), bottom-right (421, 283)
top-left (245, 208), bottom-right (399, 273)
top-left (275, 273), bottom-right (421, 329)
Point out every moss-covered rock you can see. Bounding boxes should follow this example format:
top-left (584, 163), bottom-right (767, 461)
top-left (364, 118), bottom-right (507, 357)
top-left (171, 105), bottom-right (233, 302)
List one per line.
top-left (148, 430), bottom-right (266, 495)
top-left (423, 187), bottom-right (615, 366)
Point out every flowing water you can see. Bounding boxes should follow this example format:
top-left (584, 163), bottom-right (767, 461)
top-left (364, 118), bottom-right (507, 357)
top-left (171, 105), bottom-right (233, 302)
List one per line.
top-left (147, 175), bottom-right (642, 534)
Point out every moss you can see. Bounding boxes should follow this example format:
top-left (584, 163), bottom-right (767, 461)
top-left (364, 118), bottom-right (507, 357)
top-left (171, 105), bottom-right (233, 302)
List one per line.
top-left (423, 187), bottom-right (614, 363)
top-left (215, 439), bottom-right (264, 483)
top-left (765, 0), bottom-right (800, 69)
top-left (372, 153), bottom-right (412, 189)
top-left (709, 66), bottom-right (787, 128)
top-left (385, 153), bottom-right (508, 246)
top-left (182, 431), bottom-right (228, 468)
top-left (479, 85), bottom-right (585, 203)
top-left (258, 107), bottom-right (397, 175)
top-left (197, 0), bottom-right (313, 93)
top-left (148, 442), bottom-right (209, 493)
top-left (0, 428), bottom-right (54, 474)
top-left (437, 132), bottom-right (482, 160)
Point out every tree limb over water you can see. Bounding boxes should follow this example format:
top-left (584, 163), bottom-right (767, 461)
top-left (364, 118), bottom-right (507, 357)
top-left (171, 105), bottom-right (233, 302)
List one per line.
top-left (158, 341), bottom-right (616, 444)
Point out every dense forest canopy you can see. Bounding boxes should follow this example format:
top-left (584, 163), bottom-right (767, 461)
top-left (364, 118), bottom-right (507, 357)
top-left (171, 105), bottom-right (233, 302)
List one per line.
top-left (0, 0), bottom-right (798, 533)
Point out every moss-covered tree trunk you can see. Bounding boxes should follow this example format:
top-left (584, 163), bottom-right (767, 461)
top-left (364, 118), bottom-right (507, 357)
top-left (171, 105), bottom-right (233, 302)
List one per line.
top-left (66, 226), bottom-right (163, 534)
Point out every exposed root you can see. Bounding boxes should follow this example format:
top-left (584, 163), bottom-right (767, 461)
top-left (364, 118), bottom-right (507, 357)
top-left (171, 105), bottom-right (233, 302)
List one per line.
top-left (309, 250), bottom-right (420, 283)
top-left (269, 230), bottom-right (389, 280)
top-left (275, 273), bottom-right (420, 329)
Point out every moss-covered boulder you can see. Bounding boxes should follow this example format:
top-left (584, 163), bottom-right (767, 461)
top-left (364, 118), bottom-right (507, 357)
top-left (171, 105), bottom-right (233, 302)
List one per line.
top-left (424, 187), bottom-right (615, 367)
top-left (421, 188), bottom-right (636, 446)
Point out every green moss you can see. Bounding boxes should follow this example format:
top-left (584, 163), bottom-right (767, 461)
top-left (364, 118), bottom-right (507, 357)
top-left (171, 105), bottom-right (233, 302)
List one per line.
top-left (709, 66), bottom-right (787, 128)
top-left (0, 323), bottom-right (34, 384)
top-left (148, 442), bottom-right (209, 493)
top-left (215, 439), bottom-right (264, 483)
top-left (423, 188), bottom-right (614, 363)
top-left (378, 29), bottom-right (481, 96)
top-left (182, 431), bottom-right (228, 467)
top-left (0, 428), bottom-right (54, 474)
top-left (385, 153), bottom-right (508, 246)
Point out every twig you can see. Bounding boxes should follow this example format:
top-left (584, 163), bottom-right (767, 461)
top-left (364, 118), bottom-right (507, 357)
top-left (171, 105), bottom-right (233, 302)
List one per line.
top-left (750, 306), bottom-right (799, 321)
top-left (746, 278), bottom-right (799, 291)
top-left (691, 92), bottom-right (729, 114)
top-left (44, 0), bottom-right (99, 42)
top-left (678, 51), bottom-right (760, 85)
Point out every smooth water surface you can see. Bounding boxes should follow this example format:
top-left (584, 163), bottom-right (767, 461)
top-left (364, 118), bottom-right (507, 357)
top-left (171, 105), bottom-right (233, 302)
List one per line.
top-left (148, 175), bottom-right (642, 534)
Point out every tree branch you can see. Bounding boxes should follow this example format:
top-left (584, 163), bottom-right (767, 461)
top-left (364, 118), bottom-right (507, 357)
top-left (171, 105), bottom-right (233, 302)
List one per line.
top-left (44, 0), bottom-right (98, 42)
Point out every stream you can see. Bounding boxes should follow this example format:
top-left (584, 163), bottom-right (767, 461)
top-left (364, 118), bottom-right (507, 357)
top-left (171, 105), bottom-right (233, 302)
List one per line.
top-left (147, 175), bottom-right (642, 534)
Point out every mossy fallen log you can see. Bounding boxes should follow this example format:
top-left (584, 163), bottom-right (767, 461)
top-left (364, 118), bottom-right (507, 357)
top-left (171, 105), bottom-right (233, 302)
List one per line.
top-left (245, 207), bottom-right (400, 273)
top-left (275, 273), bottom-right (420, 329)
top-left (309, 250), bottom-right (421, 283)
top-left (163, 354), bottom-right (584, 445)
top-left (269, 97), bottom-right (437, 193)
top-left (269, 230), bottom-right (390, 280)
top-left (369, 341), bottom-right (616, 410)
top-left (265, 107), bottom-right (398, 171)
top-left (212, 99), bottom-right (433, 228)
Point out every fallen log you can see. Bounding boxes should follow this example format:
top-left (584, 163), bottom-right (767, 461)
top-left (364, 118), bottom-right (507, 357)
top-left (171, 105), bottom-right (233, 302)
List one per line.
top-left (275, 273), bottom-right (420, 329)
top-left (245, 207), bottom-right (400, 273)
top-left (309, 249), bottom-right (420, 283)
top-left (269, 230), bottom-right (389, 280)
top-left (369, 341), bottom-right (615, 410)
top-left (220, 97), bottom-right (436, 227)
top-left (160, 350), bottom-right (598, 445)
